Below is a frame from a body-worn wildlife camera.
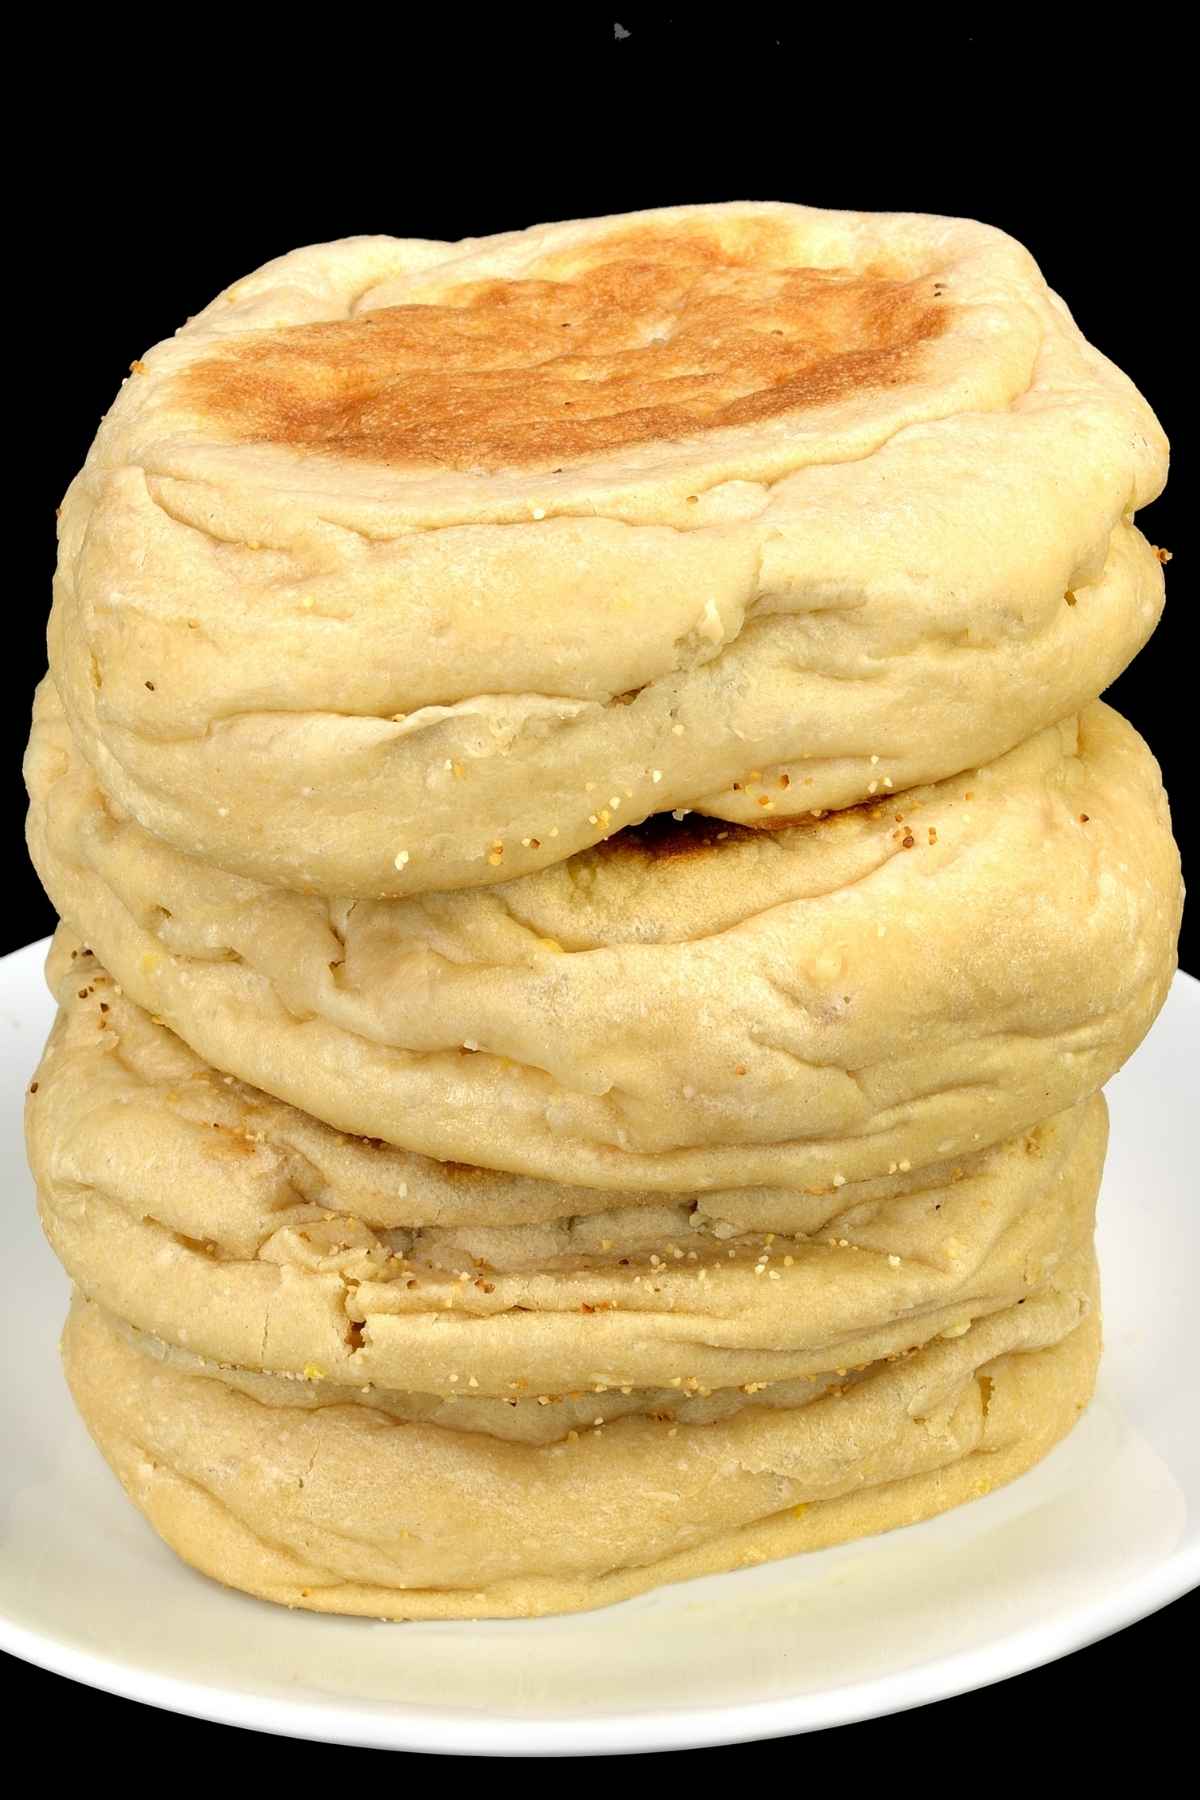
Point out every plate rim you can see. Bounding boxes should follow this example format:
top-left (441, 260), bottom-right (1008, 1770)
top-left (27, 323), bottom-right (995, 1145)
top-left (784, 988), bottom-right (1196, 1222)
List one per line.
top-left (3, 937), bottom-right (1198, 1756)
top-left (2, 1547), bottom-right (1199, 1756)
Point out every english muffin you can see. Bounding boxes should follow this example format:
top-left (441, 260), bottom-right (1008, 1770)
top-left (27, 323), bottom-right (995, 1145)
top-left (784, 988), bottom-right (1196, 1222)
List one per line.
top-left (50, 203), bottom-right (1166, 894)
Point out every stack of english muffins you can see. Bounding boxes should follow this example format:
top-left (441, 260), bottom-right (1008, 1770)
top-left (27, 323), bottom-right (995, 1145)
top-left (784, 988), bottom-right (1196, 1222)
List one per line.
top-left (24, 203), bottom-right (1182, 1619)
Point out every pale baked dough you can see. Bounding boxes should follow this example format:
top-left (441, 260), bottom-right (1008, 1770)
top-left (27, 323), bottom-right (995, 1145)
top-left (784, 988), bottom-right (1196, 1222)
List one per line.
top-left (30, 942), bottom-right (1106, 1395)
top-left (62, 1268), bottom-right (1100, 1618)
top-left (49, 203), bottom-right (1167, 895)
top-left (27, 688), bottom-right (1181, 1190)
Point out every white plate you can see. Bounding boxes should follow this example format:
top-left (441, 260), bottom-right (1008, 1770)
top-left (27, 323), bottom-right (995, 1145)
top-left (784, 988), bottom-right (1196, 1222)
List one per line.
top-left (1, 936), bottom-right (1197, 1756)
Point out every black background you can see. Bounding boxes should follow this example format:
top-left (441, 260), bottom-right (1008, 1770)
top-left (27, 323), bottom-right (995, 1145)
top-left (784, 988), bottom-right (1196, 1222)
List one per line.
top-left (6, 12), bottom-right (1193, 1760)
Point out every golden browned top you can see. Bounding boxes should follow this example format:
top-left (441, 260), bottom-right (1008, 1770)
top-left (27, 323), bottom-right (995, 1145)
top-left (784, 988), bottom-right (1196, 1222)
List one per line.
top-left (179, 223), bottom-right (950, 470)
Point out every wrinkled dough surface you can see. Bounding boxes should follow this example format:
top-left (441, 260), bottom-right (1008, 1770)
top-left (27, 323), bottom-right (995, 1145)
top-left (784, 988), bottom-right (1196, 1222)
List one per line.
top-left (63, 1270), bottom-right (1100, 1618)
top-left (26, 692), bottom-right (1181, 1190)
top-left (31, 949), bottom-right (1106, 1394)
top-left (51, 523), bottom-right (1164, 895)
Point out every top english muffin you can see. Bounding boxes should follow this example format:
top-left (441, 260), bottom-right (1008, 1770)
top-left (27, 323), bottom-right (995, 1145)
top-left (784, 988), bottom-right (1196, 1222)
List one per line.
top-left (50, 202), bottom-right (1168, 897)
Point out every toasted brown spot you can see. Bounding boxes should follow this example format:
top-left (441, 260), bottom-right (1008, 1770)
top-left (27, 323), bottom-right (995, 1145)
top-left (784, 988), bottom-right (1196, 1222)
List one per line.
top-left (180, 223), bottom-right (951, 472)
top-left (600, 810), bottom-right (764, 865)
top-left (597, 787), bottom-right (891, 866)
top-left (436, 1160), bottom-right (497, 1183)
